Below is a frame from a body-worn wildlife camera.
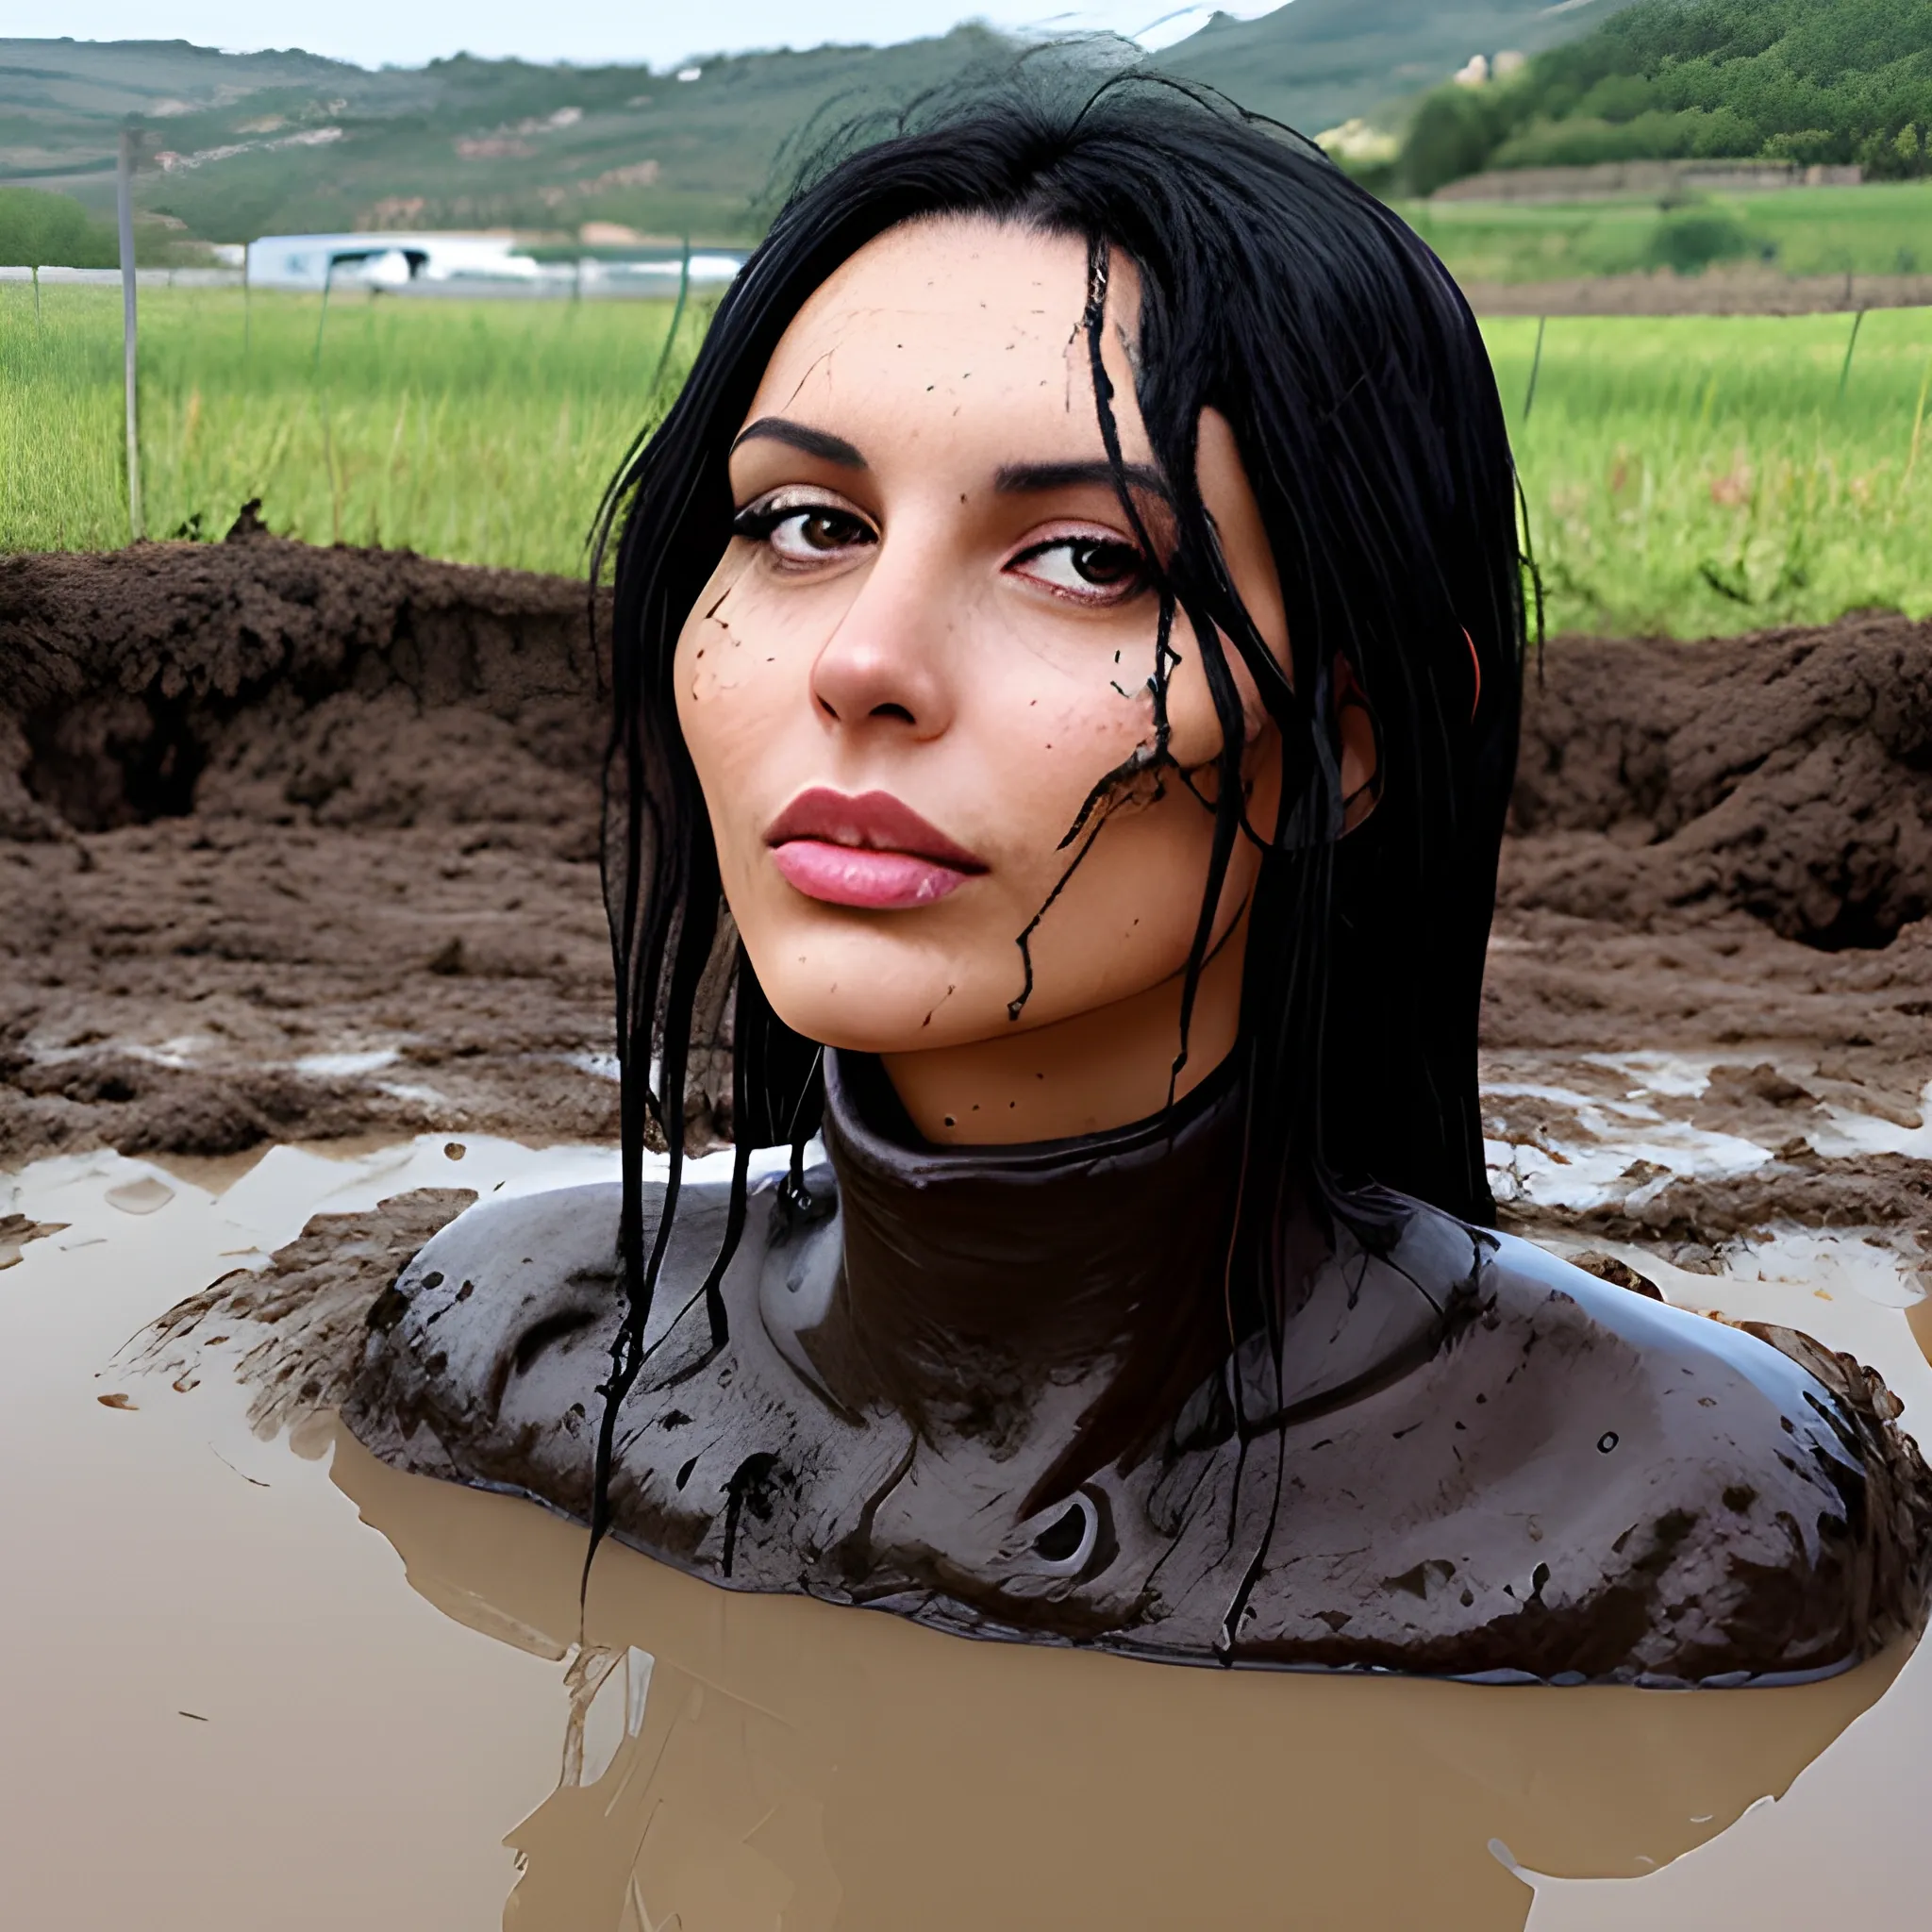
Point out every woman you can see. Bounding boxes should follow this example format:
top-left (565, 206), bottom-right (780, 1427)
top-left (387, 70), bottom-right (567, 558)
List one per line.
top-left (347, 76), bottom-right (1931, 1682)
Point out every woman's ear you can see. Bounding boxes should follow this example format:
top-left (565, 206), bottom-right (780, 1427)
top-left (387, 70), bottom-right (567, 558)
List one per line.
top-left (1336, 655), bottom-right (1380, 835)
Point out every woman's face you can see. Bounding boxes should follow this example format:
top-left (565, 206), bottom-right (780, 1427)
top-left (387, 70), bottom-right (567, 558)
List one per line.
top-left (675, 216), bottom-right (1291, 1121)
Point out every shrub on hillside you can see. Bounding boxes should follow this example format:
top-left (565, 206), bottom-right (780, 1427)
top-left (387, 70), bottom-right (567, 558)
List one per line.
top-left (1401, 86), bottom-right (1515, 197)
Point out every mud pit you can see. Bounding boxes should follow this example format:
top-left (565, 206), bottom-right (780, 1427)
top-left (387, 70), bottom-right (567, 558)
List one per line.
top-left (4, 535), bottom-right (1928, 1244)
top-left (4, 537), bottom-right (1932, 1928)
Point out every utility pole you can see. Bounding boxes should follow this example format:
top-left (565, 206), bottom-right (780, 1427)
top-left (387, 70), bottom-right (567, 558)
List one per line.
top-left (117, 125), bottom-right (143, 541)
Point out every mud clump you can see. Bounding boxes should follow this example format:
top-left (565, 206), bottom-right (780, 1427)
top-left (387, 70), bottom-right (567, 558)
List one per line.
top-left (1, 525), bottom-right (602, 839)
top-left (128, 1186), bottom-right (477, 1435)
top-left (1488, 616), bottom-right (1932, 1238)
top-left (1507, 617), bottom-right (1932, 952)
top-left (2, 540), bottom-right (1930, 1253)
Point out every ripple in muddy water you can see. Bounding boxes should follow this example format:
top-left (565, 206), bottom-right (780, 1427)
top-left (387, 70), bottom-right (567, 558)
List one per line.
top-left (3, 1129), bottom-right (1930, 1930)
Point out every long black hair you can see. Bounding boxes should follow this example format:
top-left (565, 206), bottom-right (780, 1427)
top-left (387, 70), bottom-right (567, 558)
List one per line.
top-left (587, 69), bottom-right (1527, 1571)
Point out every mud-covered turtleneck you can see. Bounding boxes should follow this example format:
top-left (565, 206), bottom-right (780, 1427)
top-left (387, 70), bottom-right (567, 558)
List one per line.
top-left (348, 1040), bottom-right (1932, 1685)
top-left (801, 1050), bottom-right (1243, 1504)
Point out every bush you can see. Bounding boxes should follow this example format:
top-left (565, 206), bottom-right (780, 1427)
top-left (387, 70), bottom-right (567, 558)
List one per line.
top-left (0, 188), bottom-right (119, 270)
top-left (1862, 122), bottom-right (1928, 179)
top-left (1644, 208), bottom-right (1767, 274)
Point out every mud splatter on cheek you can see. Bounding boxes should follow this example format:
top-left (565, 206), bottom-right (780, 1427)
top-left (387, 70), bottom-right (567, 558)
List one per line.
top-left (687, 577), bottom-right (771, 700)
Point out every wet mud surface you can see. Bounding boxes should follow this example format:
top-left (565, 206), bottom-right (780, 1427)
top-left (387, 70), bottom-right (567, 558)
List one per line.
top-left (4, 537), bottom-right (1928, 1260)
top-left (7, 1136), bottom-right (1932, 1930)
top-left (1489, 614), bottom-right (1932, 1275)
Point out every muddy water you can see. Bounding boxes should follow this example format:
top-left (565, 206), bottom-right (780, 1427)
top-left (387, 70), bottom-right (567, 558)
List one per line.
top-left (4, 1128), bottom-right (1931, 1930)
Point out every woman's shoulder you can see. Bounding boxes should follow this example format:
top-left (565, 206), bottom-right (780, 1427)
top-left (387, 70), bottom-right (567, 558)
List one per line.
top-left (1473, 1226), bottom-right (1913, 1506)
top-left (342, 1175), bottom-right (750, 1498)
top-left (1229, 1209), bottom-right (1932, 1683)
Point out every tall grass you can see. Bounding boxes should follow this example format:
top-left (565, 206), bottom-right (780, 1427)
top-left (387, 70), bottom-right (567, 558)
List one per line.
top-left (0, 280), bottom-right (125, 550)
top-left (0, 281), bottom-right (707, 571)
top-left (5, 279), bottom-right (1932, 639)
top-left (1485, 308), bottom-right (1932, 636)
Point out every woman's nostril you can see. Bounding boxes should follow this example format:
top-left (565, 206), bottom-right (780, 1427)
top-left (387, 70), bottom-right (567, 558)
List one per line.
top-left (870, 703), bottom-right (915, 724)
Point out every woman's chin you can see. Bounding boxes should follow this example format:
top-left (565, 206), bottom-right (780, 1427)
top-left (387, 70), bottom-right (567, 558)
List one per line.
top-left (760, 978), bottom-right (996, 1058)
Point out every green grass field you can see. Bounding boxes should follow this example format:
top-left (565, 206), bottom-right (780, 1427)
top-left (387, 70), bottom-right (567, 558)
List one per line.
top-left (1490, 306), bottom-right (1932, 636)
top-left (4, 281), bottom-right (1931, 640)
top-left (0, 282), bottom-right (708, 570)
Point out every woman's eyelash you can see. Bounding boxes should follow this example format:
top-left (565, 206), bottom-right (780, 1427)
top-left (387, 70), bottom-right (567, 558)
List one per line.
top-left (1008, 533), bottom-right (1150, 597)
top-left (730, 491), bottom-right (854, 529)
top-left (730, 503), bottom-right (796, 541)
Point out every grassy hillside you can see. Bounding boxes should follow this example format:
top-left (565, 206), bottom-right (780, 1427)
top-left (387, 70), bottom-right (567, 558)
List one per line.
top-left (4, 6), bottom-right (1638, 248)
top-left (1401, 0), bottom-right (1932, 192)
top-left (1, 29), bottom-right (1023, 243)
top-left (1157, 0), bottom-right (1645, 136)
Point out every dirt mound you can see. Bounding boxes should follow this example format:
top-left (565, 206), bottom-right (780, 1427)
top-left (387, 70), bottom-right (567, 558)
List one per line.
top-left (1510, 615), bottom-right (1932, 951)
top-left (1, 522), bottom-right (602, 840)
top-left (0, 533), bottom-right (615, 1168)
top-left (2, 538), bottom-right (1929, 1255)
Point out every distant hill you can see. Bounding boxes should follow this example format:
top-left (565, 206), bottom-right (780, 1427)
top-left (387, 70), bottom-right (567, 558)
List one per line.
top-left (1, 6), bottom-right (1642, 246)
top-left (1156, 0), bottom-right (1646, 136)
top-left (1399, 0), bottom-right (1932, 193)
top-left (0, 30), bottom-right (1022, 243)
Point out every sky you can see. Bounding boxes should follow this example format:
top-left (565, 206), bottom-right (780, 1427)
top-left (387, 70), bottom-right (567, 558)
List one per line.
top-left (38, 0), bottom-right (1289, 70)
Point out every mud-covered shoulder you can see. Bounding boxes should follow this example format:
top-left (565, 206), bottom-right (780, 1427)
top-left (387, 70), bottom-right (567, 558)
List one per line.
top-left (1478, 1232), bottom-right (1932, 1678)
top-left (343, 1181), bottom-right (624, 1490)
top-left (343, 1178), bottom-right (744, 1512)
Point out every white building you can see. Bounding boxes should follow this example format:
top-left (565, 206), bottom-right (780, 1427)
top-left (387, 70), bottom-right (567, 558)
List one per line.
top-left (244, 232), bottom-right (544, 291)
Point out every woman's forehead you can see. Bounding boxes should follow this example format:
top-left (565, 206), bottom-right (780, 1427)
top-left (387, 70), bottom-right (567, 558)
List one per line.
top-left (741, 217), bottom-right (1149, 467)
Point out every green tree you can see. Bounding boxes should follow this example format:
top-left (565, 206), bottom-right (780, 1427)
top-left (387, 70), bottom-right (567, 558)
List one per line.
top-left (1401, 88), bottom-right (1510, 195)
top-left (0, 188), bottom-right (119, 270)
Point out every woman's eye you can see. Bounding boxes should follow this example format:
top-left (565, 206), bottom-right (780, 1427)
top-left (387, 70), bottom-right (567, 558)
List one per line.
top-left (733, 498), bottom-right (875, 567)
top-left (1009, 536), bottom-right (1147, 605)
top-left (771, 508), bottom-right (874, 560)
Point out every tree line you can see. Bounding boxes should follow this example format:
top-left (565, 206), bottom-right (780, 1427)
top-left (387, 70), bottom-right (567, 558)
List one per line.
top-left (1397, 0), bottom-right (1932, 194)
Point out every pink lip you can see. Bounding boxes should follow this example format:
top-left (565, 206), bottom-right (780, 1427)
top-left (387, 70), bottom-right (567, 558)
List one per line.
top-left (765, 788), bottom-right (987, 911)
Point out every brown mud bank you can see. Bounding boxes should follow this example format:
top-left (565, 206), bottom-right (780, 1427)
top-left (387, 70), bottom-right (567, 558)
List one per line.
top-left (0, 530), bottom-right (614, 1166)
top-left (1462, 268), bottom-right (1932, 318)
top-left (2, 534), bottom-right (1928, 1252)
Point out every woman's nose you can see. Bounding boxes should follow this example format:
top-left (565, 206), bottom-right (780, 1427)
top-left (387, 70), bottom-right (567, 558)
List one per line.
top-left (808, 537), bottom-right (955, 740)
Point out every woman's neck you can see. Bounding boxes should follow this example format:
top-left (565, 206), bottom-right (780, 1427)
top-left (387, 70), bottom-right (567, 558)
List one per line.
top-left (880, 917), bottom-right (1247, 1145)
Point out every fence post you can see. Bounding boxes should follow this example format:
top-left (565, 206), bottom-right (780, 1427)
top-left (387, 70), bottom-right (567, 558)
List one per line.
top-left (117, 125), bottom-right (143, 541)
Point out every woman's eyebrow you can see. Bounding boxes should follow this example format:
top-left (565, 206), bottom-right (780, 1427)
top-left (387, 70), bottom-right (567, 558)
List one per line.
top-left (995, 458), bottom-right (1170, 500)
top-left (730, 417), bottom-right (867, 467)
